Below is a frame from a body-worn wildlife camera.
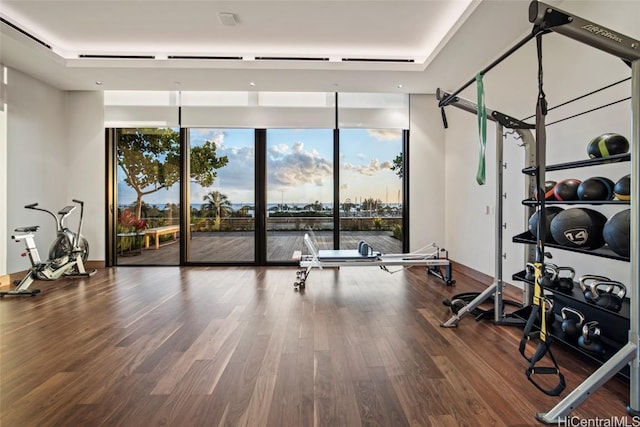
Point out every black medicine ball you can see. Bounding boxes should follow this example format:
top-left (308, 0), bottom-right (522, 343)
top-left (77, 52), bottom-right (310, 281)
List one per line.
top-left (577, 177), bottom-right (615, 201)
top-left (534, 181), bottom-right (557, 201)
top-left (529, 207), bottom-right (564, 243)
top-left (550, 208), bottom-right (607, 249)
top-left (614, 174), bottom-right (630, 201)
top-left (603, 209), bottom-right (630, 257)
top-left (587, 133), bottom-right (629, 158)
top-left (554, 179), bottom-right (582, 201)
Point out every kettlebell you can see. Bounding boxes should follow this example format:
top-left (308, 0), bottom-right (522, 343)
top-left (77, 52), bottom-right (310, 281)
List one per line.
top-left (539, 263), bottom-right (559, 289)
top-left (578, 274), bottom-right (610, 302)
top-left (592, 280), bottom-right (626, 313)
top-left (525, 262), bottom-right (536, 281)
top-left (578, 321), bottom-right (605, 356)
top-left (560, 307), bottom-right (584, 339)
top-left (555, 267), bottom-right (575, 293)
top-left (537, 297), bottom-right (555, 327)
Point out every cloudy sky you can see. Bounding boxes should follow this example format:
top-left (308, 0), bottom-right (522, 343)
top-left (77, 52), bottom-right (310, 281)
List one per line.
top-left (118, 128), bottom-right (402, 208)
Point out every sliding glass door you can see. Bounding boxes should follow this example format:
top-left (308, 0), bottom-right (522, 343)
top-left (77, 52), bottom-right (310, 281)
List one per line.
top-left (339, 129), bottom-right (403, 254)
top-left (115, 128), bottom-right (181, 265)
top-left (266, 129), bottom-right (334, 262)
top-left (187, 129), bottom-right (255, 263)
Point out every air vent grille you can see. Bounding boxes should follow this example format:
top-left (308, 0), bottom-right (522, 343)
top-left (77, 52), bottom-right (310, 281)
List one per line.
top-left (0, 17), bottom-right (52, 49)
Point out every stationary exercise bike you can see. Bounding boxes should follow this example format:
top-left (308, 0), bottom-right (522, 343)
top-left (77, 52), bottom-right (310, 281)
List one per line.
top-left (1, 199), bottom-right (96, 297)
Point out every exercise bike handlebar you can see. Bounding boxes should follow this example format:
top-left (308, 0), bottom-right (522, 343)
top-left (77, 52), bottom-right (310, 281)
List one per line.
top-left (72, 199), bottom-right (84, 206)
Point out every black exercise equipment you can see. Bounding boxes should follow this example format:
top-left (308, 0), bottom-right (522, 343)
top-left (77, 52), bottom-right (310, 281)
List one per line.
top-left (579, 274), bottom-right (610, 302)
top-left (549, 208), bottom-right (607, 249)
top-left (614, 174), bottom-right (630, 201)
top-left (560, 307), bottom-right (585, 339)
top-left (577, 177), bottom-right (615, 201)
top-left (528, 207), bottom-right (563, 243)
top-left (578, 321), bottom-right (605, 356)
top-left (587, 133), bottom-right (630, 159)
top-left (553, 178), bottom-right (581, 201)
top-left (442, 292), bottom-right (521, 321)
top-left (534, 180), bottom-right (557, 201)
top-left (603, 209), bottom-right (630, 257)
top-left (555, 266), bottom-right (575, 293)
top-left (592, 280), bottom-right (626, 313)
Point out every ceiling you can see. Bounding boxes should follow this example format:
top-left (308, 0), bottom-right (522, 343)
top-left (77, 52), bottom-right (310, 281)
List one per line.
top-left (0, 0), bottom-right (540, 93)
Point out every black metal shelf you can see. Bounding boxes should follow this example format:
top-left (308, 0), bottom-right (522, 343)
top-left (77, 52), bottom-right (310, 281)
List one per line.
top-left (522, 198), bottom-right (629, 206)
top-left (522, 153), bottom-right (630, 175)
top-left (512, 270), bottom-right (630, 320)
top-left (512, 231), bottom-right (630, 262)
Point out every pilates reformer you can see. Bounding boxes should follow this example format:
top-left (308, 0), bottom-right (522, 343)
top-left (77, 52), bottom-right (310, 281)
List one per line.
top-left (292, 233), bottom-right (454, 290)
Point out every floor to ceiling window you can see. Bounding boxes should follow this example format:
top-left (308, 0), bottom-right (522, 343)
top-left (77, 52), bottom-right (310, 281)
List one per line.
top-left (266, 129), bottom-right (334, 262)
top-left (187, 128), bottom-right (256, 263)
top-left (115, 127), bottom-right (181, 265)
top-left (105, 91), bottom-right (408, 266)
top-left (339, 128), bottom-right (403, 254)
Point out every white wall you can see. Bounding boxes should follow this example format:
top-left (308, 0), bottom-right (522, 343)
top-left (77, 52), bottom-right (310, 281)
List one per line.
top-left (67, 91), bottom-right (105, 261)
top-left (443, 0), bottom-right (638, 293)
top-left (5, 69), bottom-right (105, 273)
top-left (409, 95), bottom-right (446, 251)
top-left (0, 67), bottom-right (7, 276)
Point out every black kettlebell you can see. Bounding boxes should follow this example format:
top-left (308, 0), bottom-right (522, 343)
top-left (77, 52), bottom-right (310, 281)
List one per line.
top-left (555, 267), bottom-right (575, 293)
top-left (578, 321), bottom-right (605, 356)
top-left (539, 263), bottom-right (559, 289)
top-left (560, 307), bottom-right (584, 339)
top-left (578, 274), bottom-right (610, 302)
top-left (592, 280), bottom-right (626, 313)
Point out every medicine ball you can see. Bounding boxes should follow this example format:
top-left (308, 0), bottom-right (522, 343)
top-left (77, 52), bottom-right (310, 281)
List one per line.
top-left (534, 181), bottom-right (557, 201)
top-left (587, 133), bottom-right (629, 158)
top-left (577, 177), bottom-right (615, 201)
top-left (554, 179), bottom-right (582, 201)
top-left (614, 174), bottom-right (630, 201)
top-left (528, 207), bottom-right (564, 243)
top-left (603, 209), bottom-right (630, 257)
top-left (550, 208), bottom-right (607, 249)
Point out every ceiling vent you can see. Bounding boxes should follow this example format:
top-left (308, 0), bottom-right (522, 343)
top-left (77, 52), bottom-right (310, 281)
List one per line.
top-left (255, 57), bottom-right (329, 62)
top-left (0, 17), bottom-right (51, 49)
top-left (168, 55), bottom-right (243, 60)
top-left (79, 54), bottom-right (156, 59)
top-left (342, 58), bottom-right (415, 63)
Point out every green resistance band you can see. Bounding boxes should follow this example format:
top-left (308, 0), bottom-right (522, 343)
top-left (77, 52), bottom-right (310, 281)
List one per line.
top-left (476, 73), bottom-right (487, 185)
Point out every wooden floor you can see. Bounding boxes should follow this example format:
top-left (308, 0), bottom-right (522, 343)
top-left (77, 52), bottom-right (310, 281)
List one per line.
top-left (0, 265), bottom-right (631, 426)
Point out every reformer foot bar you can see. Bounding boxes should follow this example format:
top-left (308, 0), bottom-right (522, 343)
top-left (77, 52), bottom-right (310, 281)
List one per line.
top-left (293, 233), bottom-right (454, 290)
top-left (440, 1), bottom-right (640, 422)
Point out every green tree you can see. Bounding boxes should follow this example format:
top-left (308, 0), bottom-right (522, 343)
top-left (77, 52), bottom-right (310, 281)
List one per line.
top-left (117, 128), bottom-right (228, 218)
top-left (203, 191), bottom-right (232, 219)
top-left (391, 153), bottom-right (403, 179)
top-left (362, 197), bottom-right (382, 212)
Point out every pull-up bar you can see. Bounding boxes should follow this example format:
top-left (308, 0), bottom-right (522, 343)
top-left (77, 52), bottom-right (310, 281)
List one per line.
top-left (440, 1), bottom-right (640, 110)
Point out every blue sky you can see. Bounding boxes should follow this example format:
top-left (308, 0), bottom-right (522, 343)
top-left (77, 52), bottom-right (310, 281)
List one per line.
top-left (117, 128), bottom-right (402, 207)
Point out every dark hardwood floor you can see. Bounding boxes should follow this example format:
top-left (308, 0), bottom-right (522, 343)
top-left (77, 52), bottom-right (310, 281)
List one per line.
top-left (0, 264), bottom-right (631, 426)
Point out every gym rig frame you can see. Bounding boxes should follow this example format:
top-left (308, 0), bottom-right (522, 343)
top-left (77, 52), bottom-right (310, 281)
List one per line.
top-left (438, 1), bottom-right (640, 423)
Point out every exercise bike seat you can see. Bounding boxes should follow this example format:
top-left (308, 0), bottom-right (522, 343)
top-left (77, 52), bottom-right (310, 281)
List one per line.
top-left (14, 226), bottom-right (40, 233)
top-left (58, 206), bottom-right (76, 215)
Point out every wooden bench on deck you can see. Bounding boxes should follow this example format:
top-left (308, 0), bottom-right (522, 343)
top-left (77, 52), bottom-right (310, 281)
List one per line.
top-left (144, 225), bottom-right (180, 250)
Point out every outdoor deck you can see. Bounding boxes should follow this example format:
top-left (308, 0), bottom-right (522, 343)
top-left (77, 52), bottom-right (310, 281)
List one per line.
top-left (117, 231), bottom-right (404, 265)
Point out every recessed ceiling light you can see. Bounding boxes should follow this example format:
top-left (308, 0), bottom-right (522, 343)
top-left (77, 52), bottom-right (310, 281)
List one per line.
top-left (95, 81), bottom-right (103, 86)
top-left (249, 82), bottom-right (256, 87)
top-left (397, 84), bottom-right (404, 89)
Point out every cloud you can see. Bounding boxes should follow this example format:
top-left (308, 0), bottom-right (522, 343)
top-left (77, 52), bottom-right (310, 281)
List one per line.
top-left (342, 158), bottom-right (393, 176)
top-left (268, 141), bottom-right (332, 188)
top-left (368, 129), bottom-right (402, 141)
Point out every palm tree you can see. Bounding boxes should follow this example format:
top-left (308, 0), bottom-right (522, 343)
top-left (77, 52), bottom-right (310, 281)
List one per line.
top-left (203, 191), bottom-right (232, 219)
